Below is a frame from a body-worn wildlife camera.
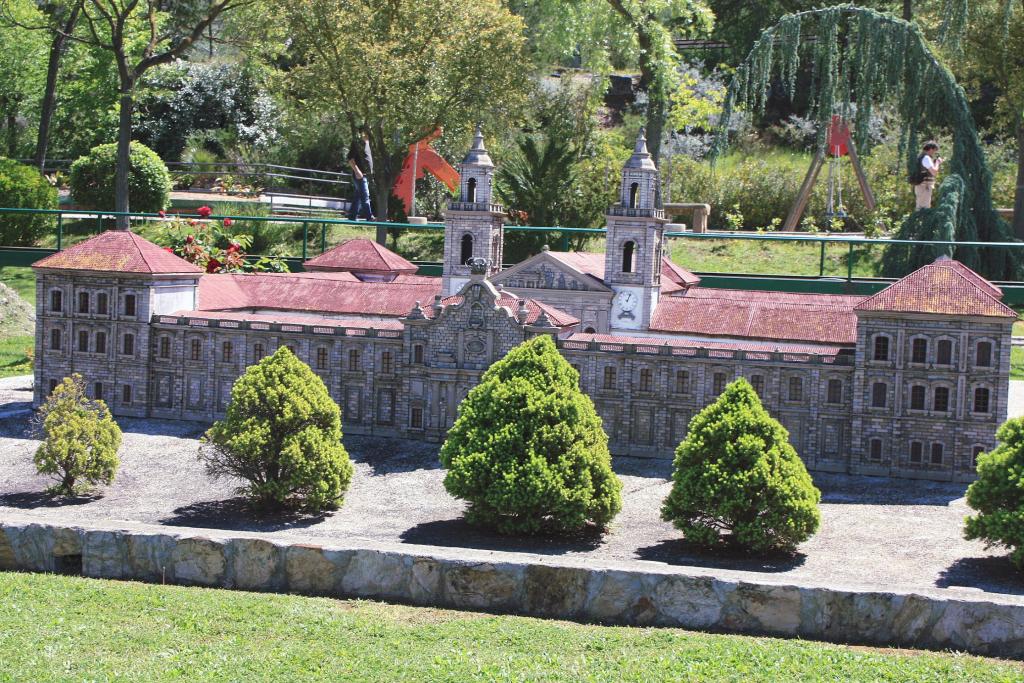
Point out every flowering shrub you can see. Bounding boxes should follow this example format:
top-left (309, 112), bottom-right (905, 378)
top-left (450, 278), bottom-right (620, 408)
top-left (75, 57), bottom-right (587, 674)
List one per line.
top-left (159, 209), bottom-right (288, 273)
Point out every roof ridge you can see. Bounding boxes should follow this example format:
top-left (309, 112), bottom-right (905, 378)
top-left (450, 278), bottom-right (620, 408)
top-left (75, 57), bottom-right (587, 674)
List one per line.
top-left (129, 232), bottom-right (156, 272)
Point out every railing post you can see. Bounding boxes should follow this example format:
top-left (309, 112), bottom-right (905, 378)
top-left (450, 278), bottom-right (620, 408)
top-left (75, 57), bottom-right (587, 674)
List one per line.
top-left (561, 234), bottom-right (569, 252)
top-left (57, 213), bottom-right (63, 251)
top-left (302, 221), bottom-right (308, 262)
top-left (321, 222), bottom-right (327, 254)
top-left (96, 213), bottom-right (102, 233)
top-left (819, 240), bottom-right (825, 277)
top-left (847, 241), bottom-right (853, 282)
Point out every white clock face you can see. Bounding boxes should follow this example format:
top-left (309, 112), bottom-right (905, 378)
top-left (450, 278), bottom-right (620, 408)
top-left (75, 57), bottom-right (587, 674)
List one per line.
top-left (615, 290), bottom-right (638, 311)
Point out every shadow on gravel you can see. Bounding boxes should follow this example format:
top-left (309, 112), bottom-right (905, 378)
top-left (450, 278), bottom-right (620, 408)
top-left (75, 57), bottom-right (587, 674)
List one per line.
top-left (117, 418), bottom-right (209, 439)
top-left (634, 538), bottom-right (806, 573)
top-left (936, 556), bottom-right (1024, 595)
top-left (0, 490), bottom-right (102, 508)
top-left (814, 473), bottom-right (964, 506)
top-left (346, 436), bottom-right (443, 476)
top-left (400, 517), bottom-right (607, 556)
top-left (160, 497), bottom-right (327, 532)
top-left (612, 456), bottom-right (673, 480)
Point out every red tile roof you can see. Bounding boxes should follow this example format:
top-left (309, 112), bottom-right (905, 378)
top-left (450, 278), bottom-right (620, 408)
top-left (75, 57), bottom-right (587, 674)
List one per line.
top-left (855, 258), bottom-right (1015, 318)
top-left (661, 258), bottom-right (701, 287)
top-left (544, 250), bottom-right (700, 292)
top-left (436, 293), bottom-right (580, 328)
top-left (198, 272), bottom-right (441, 317)
top-left (166, 309), bottom-right (404, 331)
top-left (32, 231), bottom-right (202, 274)
top-left (650, 289), bottom-right (866, 345)
top-left (304, 238), bottom-right (417, 274)
top-left (565, 332), bottom-right (847, 356)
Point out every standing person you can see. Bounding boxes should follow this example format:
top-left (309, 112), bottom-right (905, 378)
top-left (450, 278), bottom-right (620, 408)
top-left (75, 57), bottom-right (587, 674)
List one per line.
top-left (912, 141), bottom-right (943, 210)
top-left (347, 131), bottom-right (376, 221)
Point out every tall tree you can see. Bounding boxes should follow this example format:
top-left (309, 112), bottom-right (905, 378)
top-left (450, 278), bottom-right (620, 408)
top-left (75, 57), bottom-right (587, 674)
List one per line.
top-left (0, 0), bottom-right (48, 157)
top-left (278, 0), bottom-right (531, 242)
top-left (34, 0), bottom-right (83, 170)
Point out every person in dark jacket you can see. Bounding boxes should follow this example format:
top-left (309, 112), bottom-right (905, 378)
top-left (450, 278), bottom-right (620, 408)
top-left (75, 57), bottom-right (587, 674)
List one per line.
top-left (912, 141), bottom-right (943, 209)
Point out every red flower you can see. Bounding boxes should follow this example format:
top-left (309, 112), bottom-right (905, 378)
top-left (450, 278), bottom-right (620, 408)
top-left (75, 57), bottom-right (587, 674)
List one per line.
top-left (158, 210), bottom-right (166, 218)
top-left (197, 205), bottom-right (212, 218)
top-left (188, 219), bottom-right (197, 227)
top-left (206, 258), bottom-right (222, 273)
top-left (185, 235), bottom-right (195, 244)
top-left (223, 217), bottom-right (233, 227)
top-left (165, 247), bottom-right (174, 253)
top-left (227, 243), bottom-right (240, 253)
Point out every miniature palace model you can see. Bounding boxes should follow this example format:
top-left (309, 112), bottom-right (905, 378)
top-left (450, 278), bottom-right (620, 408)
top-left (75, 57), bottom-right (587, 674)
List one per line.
top-left (31, 129), bottom-right (1013, 483)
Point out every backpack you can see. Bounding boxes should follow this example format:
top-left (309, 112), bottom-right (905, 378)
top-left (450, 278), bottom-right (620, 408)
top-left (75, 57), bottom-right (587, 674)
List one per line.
top-left (908, 154), bottom-right (928, 185)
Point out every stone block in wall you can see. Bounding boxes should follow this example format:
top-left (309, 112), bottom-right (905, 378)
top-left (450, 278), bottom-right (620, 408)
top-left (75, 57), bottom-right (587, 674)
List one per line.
top-left (0, 527), bottom-right (16, 570)
top-left (82, 530), bottom-right (130, 579)
top-left (285, 544), bottom-right (347, 595)
top-left (409, 557), bottom-right (443, 605)
top-left (586, 570), bottom-right (656, 625)
top-left (721, 582), bottom-right (802, 636)
top-left (341, 549), bottom-right (409, 601)
top-left (524, 565), bottom-right (588, 617)
top-left (443, 562), bottom-right (522, 610)
top-left (127, 533), bottom-right (177, 582)
top-left (930, 600), bottom-right (1024, 657)
top-left (231, 537), bottom-right (284, 591)
top-left (651, 575), bottom-right (731, 629)
top-left (171, 536), bottom-right (227, 586)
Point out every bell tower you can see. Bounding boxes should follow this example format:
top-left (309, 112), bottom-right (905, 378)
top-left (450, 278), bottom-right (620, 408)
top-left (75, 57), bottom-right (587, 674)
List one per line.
top-left (442, 127), bottom-right (505, 296)
top-left (604, 128), bottom-right (668, 331)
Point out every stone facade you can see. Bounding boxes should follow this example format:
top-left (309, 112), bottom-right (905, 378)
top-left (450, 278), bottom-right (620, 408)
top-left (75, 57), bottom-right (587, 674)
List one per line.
top-left (31, 130), bottom-right (1014, 484)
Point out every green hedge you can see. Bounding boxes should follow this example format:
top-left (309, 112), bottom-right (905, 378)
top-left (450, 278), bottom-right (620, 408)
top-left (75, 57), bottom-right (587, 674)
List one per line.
top-left (69, 142), bottom-right (171, 213)
top-left (0, 157), bottom-right (57, 246)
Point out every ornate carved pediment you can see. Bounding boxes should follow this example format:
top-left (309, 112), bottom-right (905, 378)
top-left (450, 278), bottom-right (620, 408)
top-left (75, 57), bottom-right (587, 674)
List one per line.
top-left (491, 252), bottom-right (611, 293)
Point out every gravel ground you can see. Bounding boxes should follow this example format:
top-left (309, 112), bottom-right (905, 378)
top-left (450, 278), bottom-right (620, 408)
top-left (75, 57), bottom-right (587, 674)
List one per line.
top-left (0, 374), bottom-right (1021, 603)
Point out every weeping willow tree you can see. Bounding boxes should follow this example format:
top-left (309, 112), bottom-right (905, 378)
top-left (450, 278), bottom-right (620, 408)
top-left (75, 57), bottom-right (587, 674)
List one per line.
top-left (709, 4), bottom-right (1021, 281)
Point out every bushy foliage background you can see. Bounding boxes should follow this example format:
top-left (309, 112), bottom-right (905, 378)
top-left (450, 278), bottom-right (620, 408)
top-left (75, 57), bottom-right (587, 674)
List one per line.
top-left (0, 158), bottom-right (57, 245)
top-left (69, 142), bottom-right (171, 213)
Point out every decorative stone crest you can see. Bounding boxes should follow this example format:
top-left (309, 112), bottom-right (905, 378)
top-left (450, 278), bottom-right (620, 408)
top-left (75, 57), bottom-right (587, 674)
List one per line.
top-left (467, 257), bottom-right (490, 275)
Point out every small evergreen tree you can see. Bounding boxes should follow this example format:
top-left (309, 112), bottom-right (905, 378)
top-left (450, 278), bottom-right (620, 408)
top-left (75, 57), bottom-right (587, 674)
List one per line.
top-left (33, 374), bottom-right (122, 496)
top-left (440, 335), bottom-right (622, 535)
top-left (201, 347), bottom-right (353, 512)
top-left (964, 418), bottom-right (1024, 572)
top-left (661, 378), bottom-right (821, 554)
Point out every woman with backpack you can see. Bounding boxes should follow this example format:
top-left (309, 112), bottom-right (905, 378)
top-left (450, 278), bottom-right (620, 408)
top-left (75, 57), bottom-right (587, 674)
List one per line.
top-left (911, 141), bottom-right (943, 209)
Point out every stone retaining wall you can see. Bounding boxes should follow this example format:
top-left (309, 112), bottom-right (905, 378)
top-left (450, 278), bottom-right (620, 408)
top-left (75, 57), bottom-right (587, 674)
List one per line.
top-left (1, 517), bottom-right (1022, 659)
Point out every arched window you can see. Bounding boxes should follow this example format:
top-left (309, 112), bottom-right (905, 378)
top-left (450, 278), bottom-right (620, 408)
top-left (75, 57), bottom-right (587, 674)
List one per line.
top-left (674, 370), bottom-right (689, 394)
top-left (466, 177), bottom-right (477, 203)
top-left (976, 341), bottom-right (993, 368)
top-left (254, 343), bottom-right (265, 361)
top-left (77, 330), bottom-right (89, 352)
top-left (871, 382), bottom-right (887, 408)
top-left (413, 344), bottom-right (424, 364)
top-left (159, 336), bottom-right (171, 359)
top-left (869, 438), bottom-right (883, 461)
top-left (930, 442), bottom-right (945, 465)
top-left (713, 372), bottom-right (727, 395)
top-left (826, 378), bottom-right (843, 404)
top-left (788, 376), bottom-right (803, 402)
top-left (123, 294), bottom-right (136, 317)
top-left (122, 384), bottom-right (132, 405)
top-left (621, 241), bottom-right (636, 273)
top-left (50, 328), bottom-right (61, 351)
top-left (50, 289), bottom-right (62, 313)
top-left (628, 182), bottom-right (639, 208)
top-left (78, 291), bottom-right (89, 313)
top-left (873, 335), bottom-right (890, 361)
top-left (122, 333), bottom-right (135, 356)
top-left (96, 292), bottom-right (108, 315)
top-left (972, 445), bottom-right (986, 467)
top-left (583, 327), bottom-right (596, 334)
top-left (933, 386), bottom-right (950, 412)
top-left (222, 341), bottom-right (233, 362)
top-left (95, 331), bottom-right (106, 354)
top-left (909, 441), bottom-right (923, 463)
top-left (316, 347), bottom-right (328, 370)
top-left (974, 387), bottom-right (991, 414)
top-left (910, 338), bottom-right (928, 364)
top-left (348, 349), bottom-right (360, 372)
top-left (909, 385), bottom-right (926, 410)
top-left (936, 339), bottom-right (953, 365)
top-left (460, 234), bottom-right (473, 265)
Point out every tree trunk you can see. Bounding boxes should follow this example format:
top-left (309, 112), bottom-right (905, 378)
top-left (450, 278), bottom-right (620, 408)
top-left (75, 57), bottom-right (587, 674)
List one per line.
top-left (6, 110), bottom-right (16, 158)
top-left (1013, 114), bottom-right (1024, 240)
top-left (903, 0), bottom-right (912, 21)
top-left (369, 128), bottom-right (398, 244)
top-left (34, 2), bottom-right (81, 171)
top-left (635, 29), bottom-right (665, 166)
top-left (114, 85), bottom-right (134, 231)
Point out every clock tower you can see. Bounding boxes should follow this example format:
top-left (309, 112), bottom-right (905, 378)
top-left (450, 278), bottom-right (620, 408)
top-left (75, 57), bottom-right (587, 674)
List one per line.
top-left (604, 128), bottom-right (668, 331)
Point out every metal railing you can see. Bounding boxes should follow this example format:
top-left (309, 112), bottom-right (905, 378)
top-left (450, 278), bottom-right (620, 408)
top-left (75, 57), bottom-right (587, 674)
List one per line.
top-left (3, 206), bottom-right (1024, 303)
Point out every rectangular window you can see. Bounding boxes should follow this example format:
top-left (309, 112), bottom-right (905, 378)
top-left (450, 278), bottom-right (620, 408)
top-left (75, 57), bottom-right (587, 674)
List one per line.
top-left (78, 329), bottom-right (89, 352)
top-left (317, 347), bottom-right (328, 370)
top-left (674, 370), bottom-right (689, 394)
top-left (50, 328), bottom-right (61, 351)
top-left (78, 291), bottom-right (89, 314)
top-left (603, 366), bottom-right (616, 390)
top-left (869, 438), bottom-right (882, 461)
top-left (348, 349), bottom-right (360, 372)
top-left (788, 376), bottom-right (803, 402)
top-left (95, 331), bottom-right (106, 354)
top-left (930, 442), bottom-right (944, 465)
top-left (124, 294), bottom-right (137, 317)
top-left (122, 384), bottom-right (132, 405)
top-left (871, 382), bottom-right (887, 408)
top-left (50, 290), bottom-right (63, 313)
top-left (48, 379), bottom-right (58, 394)
top-left (381, 351), bottom-right (393, 374)
top-left (826, 379), bottom-right (842, 404)
top-left (910, 441), bottom-right (923, 463)
top-left (122, 334), bottom-right (134, 356)
top-left (410, 406), bottom-right (423, 429)
top-left (159, 336), bottom-right (170, 359)
top-left (94, 382), bottom-right (103, 401)
top-left (976, 341), bottom-right (992, 368)
top-left (254, 343), bottom-right (265, 361)
top-left (909, 385), bottom-right (926, 410)
top-left (933, 386), bottom-right (950, 412)
top-left (911, 338), bottom-right (928, 364)
top-left (873, 336), bottom-right (889, 361)
top-left (222, 341), bottom-right (233, 362)
top-left (713, 372), bottom-right (726, 395)
top-left (972, 445), bottom-right (985, 467)
top-left (936, 339), bottom-right (952, 365)
top-left (639, 368), bottom-right (652, 392)
top-left (751, 374), bottom-right (765, 396)
top-left (190, 339), bottom-right (201, 361)
top-left (413, 344), bottom-right (424, 364)
top-left (96, 292), bottom-right (108, 315)
top-left (974, 387), bottom-right (990, 414)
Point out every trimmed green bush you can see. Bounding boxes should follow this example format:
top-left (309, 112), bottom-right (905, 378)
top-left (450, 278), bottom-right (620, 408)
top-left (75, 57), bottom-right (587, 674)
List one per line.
top-left (69, 142), bottom-right (171, 212)
top-left (0, 158), bottom-right (57, 246)
top-left (964, 418), bottom-right (1024, 571)
top-left (661, 378), bottom-right (821, 554)
top-left (440, 335), bottom-right (622, 535)
top-left (33, 374), bottom-right (122, 496)
top-left (201, 347), bottom-right (353, 512)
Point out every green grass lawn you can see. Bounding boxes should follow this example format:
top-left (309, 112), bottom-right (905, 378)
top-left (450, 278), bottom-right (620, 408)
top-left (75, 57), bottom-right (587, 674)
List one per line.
top-left (0, 335), bottom-right (33, 378)
top-left (0, 266), bottom-right (35, 304)
top-left (0, 572), bottom-right (1019, 682)
top-left (666, 237), bottom-right (885, 278)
